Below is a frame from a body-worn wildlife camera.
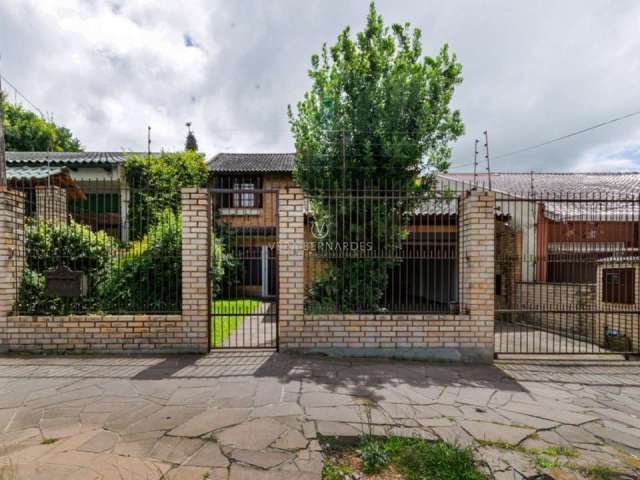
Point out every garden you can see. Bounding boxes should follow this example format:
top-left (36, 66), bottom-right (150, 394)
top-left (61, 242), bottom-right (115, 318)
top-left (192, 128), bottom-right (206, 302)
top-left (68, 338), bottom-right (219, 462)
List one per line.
top-left (14, 151), bottom-right (214, 316)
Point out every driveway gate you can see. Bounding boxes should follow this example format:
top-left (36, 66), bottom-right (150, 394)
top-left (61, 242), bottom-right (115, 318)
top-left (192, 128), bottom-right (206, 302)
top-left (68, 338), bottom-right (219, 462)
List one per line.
top-left (494, 191), bottom-right (640, 357)
top-left (209, 187), bottom-right (279, 350)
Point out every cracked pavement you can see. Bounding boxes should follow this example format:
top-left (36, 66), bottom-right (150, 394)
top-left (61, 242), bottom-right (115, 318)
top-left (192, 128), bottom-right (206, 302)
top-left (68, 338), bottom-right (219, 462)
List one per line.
top-left (0, 353), bottom-right (639, 479)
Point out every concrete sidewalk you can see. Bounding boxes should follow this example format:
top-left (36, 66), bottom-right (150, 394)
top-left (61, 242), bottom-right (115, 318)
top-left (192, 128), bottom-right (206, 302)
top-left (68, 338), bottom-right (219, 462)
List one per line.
top-left (0, 353), bottom-right (639, 479)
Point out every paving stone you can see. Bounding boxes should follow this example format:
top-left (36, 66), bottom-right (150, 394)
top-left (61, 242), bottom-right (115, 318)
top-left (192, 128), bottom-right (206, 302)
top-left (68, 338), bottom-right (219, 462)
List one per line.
top-left (230, 448), bottom-right (294, 469)
top-left (299, 392), bottom-right (354, 407)
top-left (272, 429), bottom-right (308, 450)
top-left (77, 430), bottom-right (118, 453)
top-left (150, 436), bottom-right (204, 464)
top-left (254, 382), bottom-right (283, 407)
top-left (40, 417), bottom-right (82, 439)
top-left (497, 408), bottom-right (559, 429)
top-left (124, 405), bottom-right (204, 434)
top-left (113, 430), bottom-right (165, 457)
top-left (556, 425), bottom-right (602, 444)
top-left (302, 421), bottom-right (316, 439)
top-left (432, 425), bottom-right (475, 448)
top-left (583, 422), bottom-right (640, 450)
top-left (229, 464), bottom-right (320, 479)
top-left (185, 441), bottom-right (229, 467)
top-left (501, 402), bottom-right (597, 425)
top-left (165, 466), bottom-right (225, 480)
top-left (538, 430), bottom-right (571, 446)
top-left (216, 418), bottom-right (288, 450)
top-left (460, 421), bottom-right (534, 445)
top-left (169, 408), bottom-right (250, 437)
top-left (305, 405), bottom-right (390, 424)
top-left (315, 421), bottom-right (360, 437)
top-left (251, 402), bottom-right (303, 418)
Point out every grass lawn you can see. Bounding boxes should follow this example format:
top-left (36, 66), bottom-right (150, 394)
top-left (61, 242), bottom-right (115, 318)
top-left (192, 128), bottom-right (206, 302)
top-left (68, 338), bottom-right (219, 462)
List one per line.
top-left (322, 436), bottom-right (486, 480)
top-left (211, 299), bottom-right (262, 347)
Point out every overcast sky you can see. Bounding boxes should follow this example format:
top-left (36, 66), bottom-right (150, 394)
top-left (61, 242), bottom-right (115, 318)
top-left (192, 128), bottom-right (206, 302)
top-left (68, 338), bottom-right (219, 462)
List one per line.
top-left (1, 0), bottom-right (639, 172)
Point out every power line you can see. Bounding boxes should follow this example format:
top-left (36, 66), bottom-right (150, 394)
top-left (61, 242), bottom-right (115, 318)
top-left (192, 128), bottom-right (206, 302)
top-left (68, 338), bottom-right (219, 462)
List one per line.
top-left (0, 73), bottom-right (46, 118)
top-left (494, 109), bottom-right (640, 160)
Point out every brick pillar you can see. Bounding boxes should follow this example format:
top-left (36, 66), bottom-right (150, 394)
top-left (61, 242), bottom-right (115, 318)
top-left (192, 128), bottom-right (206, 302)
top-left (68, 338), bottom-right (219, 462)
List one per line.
top-left (278, 187), bottom-right (305, 349)
top-left (459, 190), bottom-right (495, 360)
top-left (0, 189), bottom-right (25, 352)
top-left (36, 185), bottom-right (67, 222)
top-left (181, 188), bottom-right (210, 353)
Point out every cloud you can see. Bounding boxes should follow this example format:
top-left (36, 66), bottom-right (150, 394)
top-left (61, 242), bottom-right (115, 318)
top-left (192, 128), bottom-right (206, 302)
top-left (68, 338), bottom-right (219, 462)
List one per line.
top-left (1, 0), bottom-right (639, 171)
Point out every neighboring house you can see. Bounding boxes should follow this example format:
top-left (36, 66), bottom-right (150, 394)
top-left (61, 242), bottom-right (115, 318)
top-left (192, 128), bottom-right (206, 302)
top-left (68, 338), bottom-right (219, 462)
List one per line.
top-left (6, 151), bottom-right (154, 240)
top-left (438, 172), bottom-right (640, 348)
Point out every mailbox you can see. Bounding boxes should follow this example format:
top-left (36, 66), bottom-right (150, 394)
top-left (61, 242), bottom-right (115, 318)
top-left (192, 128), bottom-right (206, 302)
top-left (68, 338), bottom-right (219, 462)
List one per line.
top-left (44, 265), bottom-right (88, 297)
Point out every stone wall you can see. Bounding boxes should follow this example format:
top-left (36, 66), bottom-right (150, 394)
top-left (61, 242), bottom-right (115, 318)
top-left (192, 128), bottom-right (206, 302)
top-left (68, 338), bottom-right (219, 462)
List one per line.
top-left (36, 185), bottom-right (67, 222)
top-left (278, 189), bottom-right (496, 363)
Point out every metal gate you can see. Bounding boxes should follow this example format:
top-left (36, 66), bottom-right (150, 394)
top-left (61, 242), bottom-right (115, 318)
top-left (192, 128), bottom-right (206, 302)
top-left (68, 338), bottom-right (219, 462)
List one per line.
top-left (494, 191), bottom-right (640, 356)
top-left (209, 187), bottom-right (279, 350)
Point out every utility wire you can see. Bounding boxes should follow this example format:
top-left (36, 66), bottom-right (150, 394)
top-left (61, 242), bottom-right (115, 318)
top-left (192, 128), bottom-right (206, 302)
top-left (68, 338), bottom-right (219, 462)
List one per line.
top-left (0, 73), bottom-right (46, 118)
top-left (494, 109), bottom-right (640, 160)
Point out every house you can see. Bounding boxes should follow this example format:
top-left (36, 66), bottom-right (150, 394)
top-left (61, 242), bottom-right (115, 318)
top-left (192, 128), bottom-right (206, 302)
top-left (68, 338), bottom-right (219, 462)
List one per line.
top-left (6, 151), bottom-right (154, 240)
top-left (207, 153), bottom-right (460, 312)
top-left (208, 153), bottom-right (296, 299)
top-left (439, 172), bottom-right (640, 351)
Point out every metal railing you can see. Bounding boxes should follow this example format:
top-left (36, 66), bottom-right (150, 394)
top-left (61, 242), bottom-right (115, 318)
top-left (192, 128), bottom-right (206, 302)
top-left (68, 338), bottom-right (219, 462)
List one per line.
top-left (303, 182), bottom-right (461, 314)
top-left (11, 179), bottom-right (182, 315)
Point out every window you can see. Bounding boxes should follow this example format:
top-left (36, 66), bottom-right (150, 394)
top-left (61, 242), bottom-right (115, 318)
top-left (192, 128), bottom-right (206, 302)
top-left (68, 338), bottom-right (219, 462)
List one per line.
top-left (213, 175), bottom-right (263, 208)
top-left (602, 268), bottom-right (635, 304)
top-left (233, 182), bottom-right (256, 208)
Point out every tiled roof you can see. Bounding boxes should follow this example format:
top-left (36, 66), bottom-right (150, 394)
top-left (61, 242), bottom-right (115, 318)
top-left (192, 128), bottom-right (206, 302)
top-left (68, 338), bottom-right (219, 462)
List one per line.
top-left (438, 172), bottom-right (640, 196)
top-left (6, 151), bottom-right (156, 166)
top-left (208, 153), bottom-right (295, 173)
top-left (7, 164), bottom-right (66, 180)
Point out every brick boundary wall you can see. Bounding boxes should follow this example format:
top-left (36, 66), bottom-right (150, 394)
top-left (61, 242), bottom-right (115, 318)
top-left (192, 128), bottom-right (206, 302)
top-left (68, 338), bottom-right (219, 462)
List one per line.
top-left (278, 189), bottom-right (496, 363)
top-left (0, 187), bottom-right (210, 354)
top-left (4, 315), bottom-right (194, 353)
top-left (0, 189), bottom-right (25, 353)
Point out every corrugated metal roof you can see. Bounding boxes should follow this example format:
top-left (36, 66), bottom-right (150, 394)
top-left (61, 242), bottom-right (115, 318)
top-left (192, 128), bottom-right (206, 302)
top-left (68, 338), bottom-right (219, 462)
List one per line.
top-left (6, 151), bottom-right (156, 165)
top-left (438, 172), bottom-right (640, 196)
top-left (7, 164), bottom-right (66, 180)
top-left (208, 153), bottom-right (295, 173)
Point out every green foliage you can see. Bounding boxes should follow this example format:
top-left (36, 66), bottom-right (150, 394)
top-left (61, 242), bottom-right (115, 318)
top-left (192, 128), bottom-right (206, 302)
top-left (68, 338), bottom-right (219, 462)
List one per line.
top-left (211, 299), bottom-right (262, 346)
top-left (99, 210), bottom-right (182, 313)
top-left (384, 437), bottom-right (485, 480)
top-left (3, 100), bottom-right (82, 152)
top-left (17, 220), bottom-right (115, 314)
top-left (289, 2), bottom-right (463, 311)
top-left (123, 151), bottom-right (208, 239)
top-left (358, 438), bottom-right (391, 474)
top-left (321, 463), bottom-right (353, 480)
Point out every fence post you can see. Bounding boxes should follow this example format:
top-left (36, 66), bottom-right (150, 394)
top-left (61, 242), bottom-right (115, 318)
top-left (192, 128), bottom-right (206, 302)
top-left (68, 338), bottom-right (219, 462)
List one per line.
top-left (459, 189), bottom-right (496, 361)
top-left (181, 187), bottom-right (210, 353)
top-left (277, 186), bottom-right (305, 350)
top-left (0, 188), bottom-right (24, 353)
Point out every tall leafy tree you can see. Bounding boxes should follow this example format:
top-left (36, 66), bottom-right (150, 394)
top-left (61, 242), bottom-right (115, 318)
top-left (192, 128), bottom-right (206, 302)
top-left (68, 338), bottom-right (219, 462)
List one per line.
top-left (3, 100), bottom-right (82, 152)
top-left (185, 122), bottom-right (198, 151)
top-left (289, 3), bottom-right (464, 311)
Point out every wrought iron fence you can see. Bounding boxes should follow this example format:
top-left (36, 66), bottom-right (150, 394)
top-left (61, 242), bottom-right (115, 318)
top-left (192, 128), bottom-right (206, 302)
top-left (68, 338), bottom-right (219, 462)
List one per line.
top-left (303, 182), bottom-right (461, 314)
top-left (11, 179), bottom-right (183, 315)
top-left (493, 190), bottom-right (640, 355)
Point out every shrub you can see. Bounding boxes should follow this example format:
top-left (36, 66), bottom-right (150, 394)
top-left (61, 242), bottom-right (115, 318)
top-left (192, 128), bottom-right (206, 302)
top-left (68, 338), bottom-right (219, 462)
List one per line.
top-left (100, 210), bottom-right (182, 313)
top-left (99, 209), bottom-right (228, 313)
top-left (123, 151), bottom-right (208, 239)
top-left (358, 438), bottom-right (391, 474)
top-left (16, 219), bottom-right (116, 314)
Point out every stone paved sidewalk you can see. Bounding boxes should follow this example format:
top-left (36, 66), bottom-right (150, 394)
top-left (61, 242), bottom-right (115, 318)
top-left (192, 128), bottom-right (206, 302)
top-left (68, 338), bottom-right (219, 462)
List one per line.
top-left (0, 353), bottom-right (639, 479)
